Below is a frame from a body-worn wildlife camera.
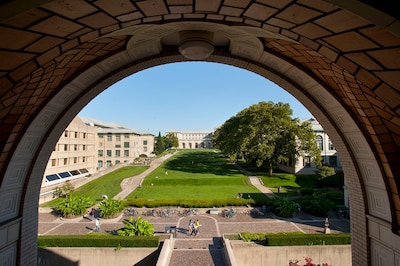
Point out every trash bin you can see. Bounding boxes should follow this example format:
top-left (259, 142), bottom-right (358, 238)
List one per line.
top-left (170, 226), bottom-right (176, 238)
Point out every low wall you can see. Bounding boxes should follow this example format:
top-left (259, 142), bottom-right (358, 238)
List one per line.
top-left (229, 241), bottom-right (351, 266)
top-left (38, 247), bottom-right (159, 266)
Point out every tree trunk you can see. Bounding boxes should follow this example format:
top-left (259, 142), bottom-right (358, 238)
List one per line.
top-left (268, 162), bottom-right (273, 176)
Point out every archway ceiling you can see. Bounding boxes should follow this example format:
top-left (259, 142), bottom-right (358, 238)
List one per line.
top-left (0, 0), bottom-right (399, 221)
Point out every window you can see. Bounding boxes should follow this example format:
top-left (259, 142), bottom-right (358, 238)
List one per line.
top-left (106, 160), bottom-right (112, 167)
top-left (303, 156), bottom-right (311, 167)
top-left (82, 145), bottom-right (86, 151)
top-left (115, 150), bottom-right (120, 157)
top-left (328, 139), bottom-right (335, 150)
top-left (115, 160), bottom-right (120, 164)
top-left (124, 150), bottom-right (129, 157)
top-left (74, 157), bottom-right (77, 164)
top-left (124, 135), bottom-right (129, 139)
top-left (64, 130), bottom-right (68, 137)
top-left (106, 150), bottom-right (112, 157)
top-left (82, 157), bottom-right (86, 163)
top-left (75, 132), bottom-right (78, 138)
top-left (99, 135), bottom-right (103, 139)
top-left (98, 150), bottom-right (103, 157)
top-left (107, 135), bottom-right (112, 141)
top-left (64, 158), bottom-right (68, 165)
top-left (99, 142), bottom-right (103, 147)
top-left (98, 160), bottom-right (103, 169)
top-left (143, 147), bottom-right (147, 152)
top-left (316, 135), bottom-right (323, 150)
top-left (116, 135), bottom-right (121, 141)
top-left (124, 142), bottom-right (130, 148)
top-left (59, 172), bottom-right (71, 178)
top-left (83, 133), bottom-right (86, 139)
top-left (51, 159), bottom-right (56, 167)
top-left (143, 140), bottom-right (148, 145)
top-left (74, 144), bottom-right (77, 151)
top-left (64, 144), bottom-right (68, 151)
top-left (46, 174), bottom-right (59, 182)
top-left (115, 144), bottom-right (121, 148)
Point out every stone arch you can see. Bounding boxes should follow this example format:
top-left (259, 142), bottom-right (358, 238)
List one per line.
top-left (0, 1), bottom-right (399, 265)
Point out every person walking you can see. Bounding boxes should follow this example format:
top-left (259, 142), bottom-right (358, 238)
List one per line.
top-left (191, 221), bottom-right (197, 236)
top-left (195, 219), bottom-right (201, 235)
top-left (95, 218), bottom-right (100, 232)
top-left (188, 219), bottom-right (193, 235)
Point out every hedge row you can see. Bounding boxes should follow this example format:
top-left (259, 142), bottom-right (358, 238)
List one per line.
top-left (124, 198), bottom-right (255, 208)
top-left (38, 235), bottom-right (159, 248)
top-left (240, 232), bottom-right (351, 246)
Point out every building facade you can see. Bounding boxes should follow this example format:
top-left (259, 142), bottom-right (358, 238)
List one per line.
top-left (278, 118), bottom-right (342, 175)
top-left (42, 117), bottom-right (97, 187)
top-left (42, 117), bottom-right (154, 187)
top-left (166, 130), bottom-right (213, 149)
top-left (81, 117), bottom-right (155, 171)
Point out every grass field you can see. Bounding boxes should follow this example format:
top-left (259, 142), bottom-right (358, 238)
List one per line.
top-left (41, 165), bottom-right (149, 207)
top-left (41, 149), bottom-right (342, 208)
top-left (126, 150), bottom-right (267, 202)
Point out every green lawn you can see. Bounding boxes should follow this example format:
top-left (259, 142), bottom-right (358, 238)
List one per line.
top-left (41, 165), bottom-right (149, 207)
top-left (126, 150), bottom-right (267, 202)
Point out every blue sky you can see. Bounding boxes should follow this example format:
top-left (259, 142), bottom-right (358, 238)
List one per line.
top-left (78, 62), bottom-right (312, 135)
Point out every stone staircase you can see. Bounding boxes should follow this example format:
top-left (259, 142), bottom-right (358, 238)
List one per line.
top-left (168, 238), bottom-right (226, 266)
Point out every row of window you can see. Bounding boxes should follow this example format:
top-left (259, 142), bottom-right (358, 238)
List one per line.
top-left (97, 160), bottom-right (129, 169)
top-left (99, 142), bottom-right (130, 148)
top-left (315, 136), bottom-right (335, 151)
top-left (64, 130), bottom-right (91, 139)
top-left (45, 168), bottom-right (89, 182)
top-left (51, 156), bottom-right (89, 166)
top-left (57, 144), bottom-right (91, 152)
top-left (303, 155), bottom-right (338, 167)
top-left (99, 134), bottom-right (148, 145)
top-left (97, 147), bottom-right (148, 157)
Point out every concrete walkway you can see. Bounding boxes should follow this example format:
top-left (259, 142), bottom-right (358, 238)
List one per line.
top-left (233, 163), bottom-right (276, 198)
top-left (114, 152), bottom-right (175, 200)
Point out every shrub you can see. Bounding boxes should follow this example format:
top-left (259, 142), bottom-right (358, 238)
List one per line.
top-left (98, 199), bottom-right (125, 218)
top-left (56, 195), bottom-right (91, 218)
top-left (124, 198), bottom-right (256, 208)
top-left (38, 235), bottom-right (159, 248)
top-left (300, 188), bottom-right (314, 196)
top-left (298, 193), bottom-right (335, 217)
top-left (117, 216), bottom-right (154, 236)
top-left (240, 232), bottom-right (351, 246)
top-left (268, 196), bottom-right (296, 218)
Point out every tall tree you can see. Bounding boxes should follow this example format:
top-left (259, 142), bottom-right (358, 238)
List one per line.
top-left (154, 132), bottom-right (165, 155)
top-left (213, 101), bottom-right (321, 176)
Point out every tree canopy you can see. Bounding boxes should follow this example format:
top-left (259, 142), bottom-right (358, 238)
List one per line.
top-left (213, 101), bottom-right (321, 176)
top-left (154, 132), bottom-right (179, 155)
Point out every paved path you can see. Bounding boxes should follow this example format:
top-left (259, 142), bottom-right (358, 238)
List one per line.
top-left (114, 152), bottom-right (175, 200)
top-left (233, 163), bottom-right (275, 198)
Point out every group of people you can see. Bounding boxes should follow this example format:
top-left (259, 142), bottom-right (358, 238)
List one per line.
top-left (188, 219), bottom-right (201, 236)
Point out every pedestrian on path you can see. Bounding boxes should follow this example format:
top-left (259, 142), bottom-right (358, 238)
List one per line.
top-left (188, 219), bottom-right (193, 235)
top-left (195, 219), bottom-right (201, 235)
top-left (95, 218), bottom-right (100, 232)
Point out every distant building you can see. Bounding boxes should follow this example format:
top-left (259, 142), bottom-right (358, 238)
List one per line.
top-left (166, 130), bottom-right (213, 149)
top-left (80, 117), bottom-right (155, 170)
top-left (42, 117), bottom-right (97, 187)
top-left (278, 118), bottom-right (342, 175)
top-left (42, 117), bottom-right (154, 187)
